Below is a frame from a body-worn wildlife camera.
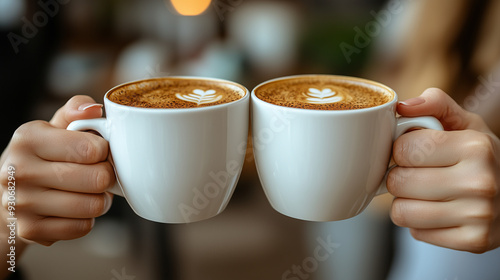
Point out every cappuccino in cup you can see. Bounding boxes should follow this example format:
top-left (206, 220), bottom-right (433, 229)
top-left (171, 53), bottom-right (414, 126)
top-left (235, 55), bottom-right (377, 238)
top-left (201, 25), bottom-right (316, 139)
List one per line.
top-left (251, 75), bottom-right (442, 221)
top-left (68, 77), bottom-right (249, 223)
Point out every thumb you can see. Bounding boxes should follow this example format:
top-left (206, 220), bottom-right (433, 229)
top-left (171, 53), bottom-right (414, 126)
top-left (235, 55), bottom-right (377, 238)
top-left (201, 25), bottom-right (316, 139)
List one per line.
top-left (397, 88), bottom-right (484, 131)
top-left (49, 95), bottom-right (103, 129)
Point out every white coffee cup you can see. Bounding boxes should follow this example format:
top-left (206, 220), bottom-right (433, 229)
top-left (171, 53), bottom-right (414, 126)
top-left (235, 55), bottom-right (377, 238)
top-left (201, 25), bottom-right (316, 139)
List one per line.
top-left (67, 77), bottom-right (249, 223)
top-left (251, 75), bottom-right (443, 222)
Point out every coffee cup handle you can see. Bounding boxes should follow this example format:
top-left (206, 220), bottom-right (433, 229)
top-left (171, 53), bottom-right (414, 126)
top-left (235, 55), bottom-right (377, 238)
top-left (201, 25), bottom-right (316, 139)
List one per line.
top-left (67, 119), bottom-right (124, 197)
top-left (375, 116), bottom-right (444, 195)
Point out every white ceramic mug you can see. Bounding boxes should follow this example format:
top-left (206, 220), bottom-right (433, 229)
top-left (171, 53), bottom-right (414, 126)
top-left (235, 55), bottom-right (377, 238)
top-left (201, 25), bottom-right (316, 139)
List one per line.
top-left (67, 77), bottom-right (249, 223)
top-left (251, 75), bottom-right (443, 222)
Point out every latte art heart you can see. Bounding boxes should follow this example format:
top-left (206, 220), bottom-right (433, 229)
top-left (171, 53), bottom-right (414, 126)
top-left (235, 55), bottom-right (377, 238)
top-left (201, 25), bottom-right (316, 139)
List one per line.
top-left (302, 88), bottom-right (343, 104)
top-left (107, 78), bottom-right (244, 109)
top-left (175, 89), bottom-right (223, 105)
top-left (254, 75), bottom-right (393, 110)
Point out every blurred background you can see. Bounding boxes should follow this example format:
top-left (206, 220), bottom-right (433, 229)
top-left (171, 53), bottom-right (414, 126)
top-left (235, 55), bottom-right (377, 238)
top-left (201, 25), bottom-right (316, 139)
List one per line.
top-left (2, 0), bottom-right (500, 279)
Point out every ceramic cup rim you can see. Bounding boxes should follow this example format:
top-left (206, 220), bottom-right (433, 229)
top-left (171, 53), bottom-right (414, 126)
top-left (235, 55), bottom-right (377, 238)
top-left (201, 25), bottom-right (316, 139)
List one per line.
top-left (104, 76), bottom-right (250, 113)
top-left (251, 74), bottom-right (397, 114)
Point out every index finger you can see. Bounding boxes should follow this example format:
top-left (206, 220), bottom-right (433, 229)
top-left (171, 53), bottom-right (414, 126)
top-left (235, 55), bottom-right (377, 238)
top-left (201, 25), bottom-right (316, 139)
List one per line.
top-left (19, 121), bottom-right (108, 164)
top-left (50, 95), bottom-right (103, 129)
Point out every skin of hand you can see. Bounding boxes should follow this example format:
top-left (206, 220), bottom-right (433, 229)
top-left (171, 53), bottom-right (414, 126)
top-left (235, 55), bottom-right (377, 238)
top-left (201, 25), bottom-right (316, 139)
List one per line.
top-left (388, 88), bottom-right (500, 253)
top-left (0, 95), bottom-right (114, 254)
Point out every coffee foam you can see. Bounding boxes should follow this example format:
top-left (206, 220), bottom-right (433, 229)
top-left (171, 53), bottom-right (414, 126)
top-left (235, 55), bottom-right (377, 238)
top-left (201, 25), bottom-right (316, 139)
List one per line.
top-left (108, 78), bottom-right (245, 109)
top-left (255, 76), bottom-right (393, 110)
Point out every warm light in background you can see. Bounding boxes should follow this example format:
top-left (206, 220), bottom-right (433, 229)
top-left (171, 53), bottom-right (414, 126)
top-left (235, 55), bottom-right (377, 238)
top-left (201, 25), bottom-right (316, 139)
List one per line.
top-left (170, 0), bottom-right (212, 16)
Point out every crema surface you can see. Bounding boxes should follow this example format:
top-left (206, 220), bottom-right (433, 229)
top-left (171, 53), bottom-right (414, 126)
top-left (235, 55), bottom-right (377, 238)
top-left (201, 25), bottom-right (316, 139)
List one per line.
top-left (254, 76), bottom-right (393, 110)
top-left (108, 78), bottom-right (245, 109)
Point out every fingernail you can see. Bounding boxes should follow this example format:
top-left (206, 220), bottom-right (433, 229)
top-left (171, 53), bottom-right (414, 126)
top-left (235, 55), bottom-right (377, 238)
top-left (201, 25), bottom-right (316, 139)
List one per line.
top-left (399, 97), bottom-right (425, 106)
top-left (78, 103), bottom-right (103, 111)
